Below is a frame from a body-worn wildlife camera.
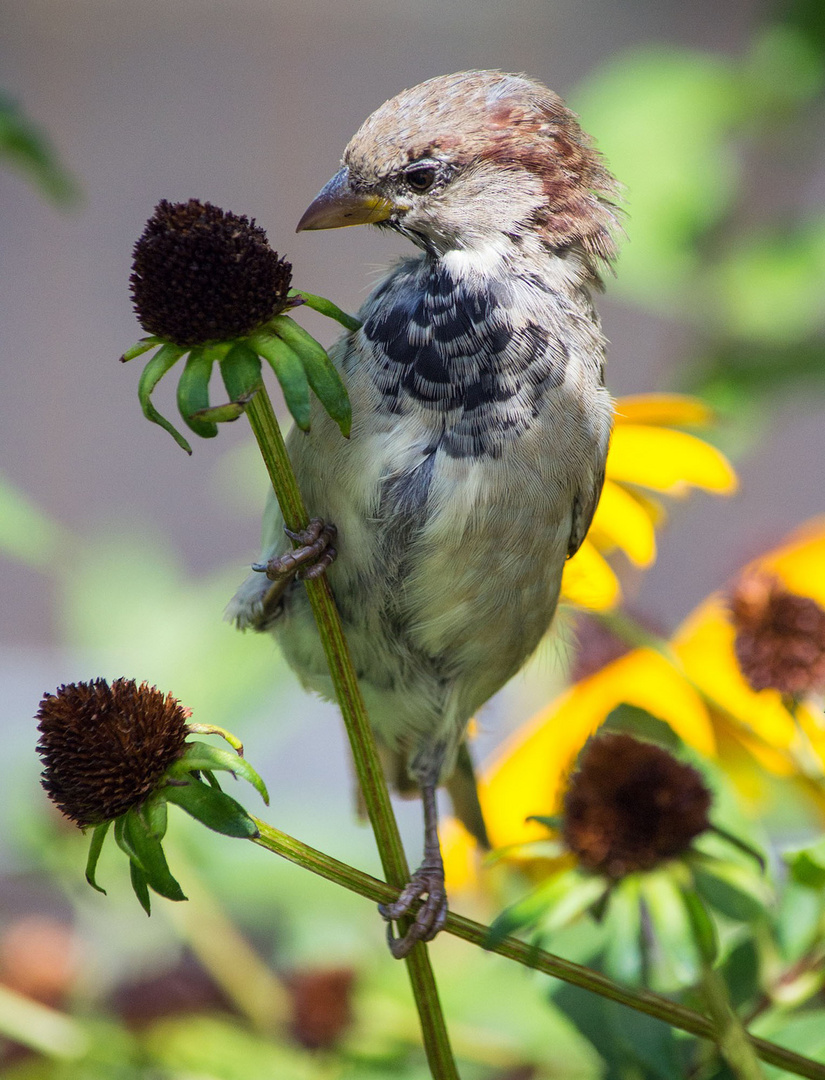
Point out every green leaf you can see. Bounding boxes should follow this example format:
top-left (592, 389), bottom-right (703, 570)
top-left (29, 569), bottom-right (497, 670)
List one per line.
top-left (130, 860), bottom-right (152, 916)
top-left (487, 867), bottom-right (606, 946)
top-left (692, 855), bottom-right (772, 921)
top-left (0, 92), bottom-right (81, 206)
top-left (120, 337), bottom-right (161, 363)
top-left (137, 343), bottom-right (191, 453)
top-left (249, 331), bottom-right (311, 430)
top-left (290, 289), bottom-right (362, 332)
top-left (190, 401), bottom-right (246, 423)
top-left (788, 847), bottom-right (825, 889)
top-left (164, 779), bottom-right (259, 838)
top-left (603, 875), bottom-right (644, 984)
top-left (84, 821), bottom-right (111, 895)
top-left (270, 315), bottom-right (351, 436)
top-left (681, 886), bottom-right (718, 963)
top-left (176, 348), bottom-right (218, 438)
top-left (122, 809), bottom-right (186, 902)
top-left (640, 870), bottom-right (702, 990)
top-left (174, 741), bottom-right (269, 803)
top-left (525, 814), bottom-right (563, 832)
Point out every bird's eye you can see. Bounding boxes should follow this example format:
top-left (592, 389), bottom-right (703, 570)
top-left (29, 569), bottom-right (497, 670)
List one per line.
top-left (404, 166), bottom-right (437, 193)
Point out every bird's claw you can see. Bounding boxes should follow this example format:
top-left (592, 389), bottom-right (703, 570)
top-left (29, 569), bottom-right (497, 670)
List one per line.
top-left (253, 519), bottom-right (338, 582)
top-left (378, 858), bottom-right (448, 959)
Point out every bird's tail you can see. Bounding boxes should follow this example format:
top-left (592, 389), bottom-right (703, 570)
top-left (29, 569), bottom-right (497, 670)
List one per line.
top-left (445, 741), bottom-right (490, 851)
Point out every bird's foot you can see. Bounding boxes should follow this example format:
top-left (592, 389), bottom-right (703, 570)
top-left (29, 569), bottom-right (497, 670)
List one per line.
top-left (253, 519), bottom-right (338, 582)
top-left (378, 856), bottom-right (448, 959)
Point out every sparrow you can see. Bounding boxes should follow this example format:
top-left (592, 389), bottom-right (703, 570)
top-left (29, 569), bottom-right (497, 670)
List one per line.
top-left (228, 70), bottom-right (620, 957)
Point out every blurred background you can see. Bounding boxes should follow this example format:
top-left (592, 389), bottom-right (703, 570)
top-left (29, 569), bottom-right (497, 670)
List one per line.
top-left (2, 0), bottom-right (825, 1076)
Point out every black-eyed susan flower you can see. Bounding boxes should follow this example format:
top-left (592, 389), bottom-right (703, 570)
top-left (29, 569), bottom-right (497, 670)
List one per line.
top-left (123, 200), bottom-right (354, 453)
top-left (443, 517), bottom-right (825, 892)
top-left (36, 679), bottom-right (268, 913)
top-left (561, 394), bottom-right (737, 610)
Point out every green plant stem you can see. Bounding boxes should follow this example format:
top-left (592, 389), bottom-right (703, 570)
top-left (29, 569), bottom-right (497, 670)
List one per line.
top-left (244, 384), bottom-right (458, 1080)
top-left (700, 960), bottom-right (767, 1080)
top-left (251, 818), bottom-right (825, 1080)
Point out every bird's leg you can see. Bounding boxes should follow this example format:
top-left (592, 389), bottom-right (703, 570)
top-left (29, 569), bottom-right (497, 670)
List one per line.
top-left (378, 780), bottom-right (448, 959)
top-left (253, 518), bottom-right (338, 584)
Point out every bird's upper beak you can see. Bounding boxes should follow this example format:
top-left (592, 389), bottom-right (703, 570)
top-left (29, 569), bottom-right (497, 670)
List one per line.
top-left (296, 168), bottom-right (394, 232)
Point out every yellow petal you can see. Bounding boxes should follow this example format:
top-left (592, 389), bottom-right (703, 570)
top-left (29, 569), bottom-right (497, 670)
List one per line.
top-left (607, 425), bottom-right (738, 495)
top-left (615, 394), bottom-right (716, 428)
top-left (760, 516), bottom-right (825, 607)
top-left (476, 648), bottom-right (715, 850)
top-left (588, 479), bottom-right (658, 566)
top-left (560, 539), bottom-right (621, 610)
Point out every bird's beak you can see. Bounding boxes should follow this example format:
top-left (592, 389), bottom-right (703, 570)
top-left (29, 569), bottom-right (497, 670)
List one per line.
top-left (296, 168), bottom-right (394, 232)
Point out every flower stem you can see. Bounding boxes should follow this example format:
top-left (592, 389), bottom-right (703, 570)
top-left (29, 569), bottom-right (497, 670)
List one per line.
top-left (699, 960), bottom-right (767, 1080)
top-left (251, 819), bottom-right (825, 1080)
top-left (243, 384), bottom-right (458, 1080)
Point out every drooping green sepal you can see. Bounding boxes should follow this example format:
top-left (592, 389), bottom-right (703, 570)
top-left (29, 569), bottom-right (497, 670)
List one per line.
top-left (172, 741), bottom-right (269, 804)
top-left (290, 289), bottom-right (362, 333)
top-left (84, 821), bottom-right (111, 894)
top-left (120, 337), bottom-right (162, 363)
top-left (248, 330), bottom-right (311, 430)
top-left (165, 779), bottom-right (260, 838)
top-left (220, 342), bottom-right (263, 401)
top-left (137, 343), bottom-right (191, 453)
top-left (120, 807), bottom-right (187, 903)
top-left (130, 860), bottom-right (152, 916)
top-left (176, 348), bottom-right (218, 438)
top-left (269, 316), bottom-right (351, 436)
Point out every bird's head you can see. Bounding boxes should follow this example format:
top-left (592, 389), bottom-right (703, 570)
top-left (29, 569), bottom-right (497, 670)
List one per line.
top-left (297, 70), bottom-right (620, 267)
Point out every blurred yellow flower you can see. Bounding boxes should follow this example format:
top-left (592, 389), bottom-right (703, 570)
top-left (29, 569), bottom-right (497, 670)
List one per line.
top-left (445, 518), bottom-right (825, 889)
top-left (561, 394), bottom-right (737, 611)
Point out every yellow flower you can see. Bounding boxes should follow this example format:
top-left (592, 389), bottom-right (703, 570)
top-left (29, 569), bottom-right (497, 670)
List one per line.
top-left (561, 395), bottom-right (737, 611)
top-left (445, 518), bottom-right (825, 889)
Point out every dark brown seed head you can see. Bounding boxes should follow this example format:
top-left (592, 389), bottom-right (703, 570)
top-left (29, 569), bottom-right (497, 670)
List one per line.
top-left (562, 733), bottom-right (712, 879)
top-left (130, 199), bottom-right (292, 347)
top-left (36, 678), bottom-right (189, 827)
top-left (730, 572), bottom-right (825, 698)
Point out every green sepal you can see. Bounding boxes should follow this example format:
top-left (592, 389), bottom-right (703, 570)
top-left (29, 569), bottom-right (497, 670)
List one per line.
top-left (130, 860), bottom-right (151, 916)
top-left (640, 870), bottom-right (702, 989)
top-left (184, 723), bottom-right (244, 754)
top-left (84, 821), bottom-right (111, 895)
top-left (526, 814), bottom-right (563, 832)
top-left (137, 343), bottom-right (191, 453)
top-left (121, 808), bottom-right (187, 903)
top-left (681, 886), bottom-right (718, 964)
top-left (220, 342), bottom-right (263, 401)
top-left (269, 315), bottom-right (351, 436)
top-left (690, 852), bottom-right (772, 921)
top-left (173, 741), bottom-right (269, 804)
top-left (176, 348), bottom-right (218, 438)
top-left (190, 401), bottom-right (246, 424)
top-left (120, 337), bottom-right (161, 363)
top-left (164, 778), bottom-right (260, 838)
top-left (486, 866), bottom-right (606, 947)
top-left (139, 793), bottom-right (168, 842)
top-left (248, 331), bottom-right (311, 430)
top-left (203, 770), bottom-right (222, 790)
top-left (603, 875), bottom-right (644, 984)
top-left (289, 289), bottom-right (362, 333)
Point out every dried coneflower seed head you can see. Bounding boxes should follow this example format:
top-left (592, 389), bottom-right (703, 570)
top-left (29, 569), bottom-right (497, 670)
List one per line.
top-left (130, 199), bottom-right (292, 347)
top-left (36, 679), bottom-right (188, 827)
top-left (730, 572), bottom-right (825, 698)
top-left (562, 733), bottom-right (711, 879)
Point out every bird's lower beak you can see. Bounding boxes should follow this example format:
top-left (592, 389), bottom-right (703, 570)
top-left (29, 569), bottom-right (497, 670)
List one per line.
top-left (296, 168), bottom-right (394, 232)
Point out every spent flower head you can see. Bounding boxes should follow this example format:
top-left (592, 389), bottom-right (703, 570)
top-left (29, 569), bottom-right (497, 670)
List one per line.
top-left (35, 678), bottom-right (268, 913)
top-left (122, 199), bottom-right (355, 453)
top-left (562, 732), bottom-right (712, 878)
top-left (729, 571), bottom-right (825, 699)
top-left (130, 199), bottom-right (293, 347)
